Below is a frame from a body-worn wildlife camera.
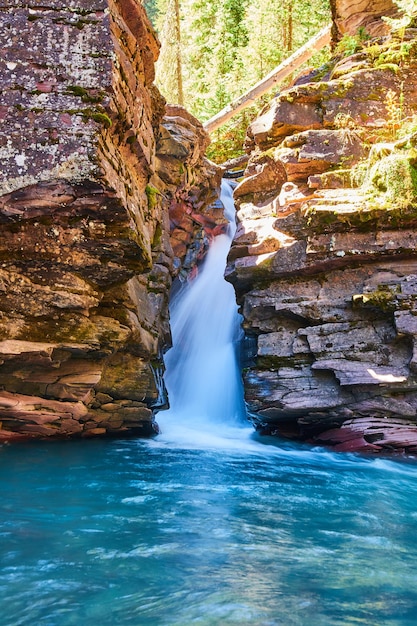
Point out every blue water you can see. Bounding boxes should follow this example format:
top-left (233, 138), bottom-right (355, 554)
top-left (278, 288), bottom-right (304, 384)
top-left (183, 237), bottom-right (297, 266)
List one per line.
top-left (2, 181), bottom-right (417, 625)
top-left (2, 435), bottom-right (417, 625)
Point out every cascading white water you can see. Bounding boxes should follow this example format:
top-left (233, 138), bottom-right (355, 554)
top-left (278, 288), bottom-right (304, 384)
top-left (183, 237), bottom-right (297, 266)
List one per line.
top-left (159, 180), bottom-right (246, 439)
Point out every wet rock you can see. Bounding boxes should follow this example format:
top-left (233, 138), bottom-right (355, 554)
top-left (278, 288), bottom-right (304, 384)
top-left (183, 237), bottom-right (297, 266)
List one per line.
top-left (153, 104), bottom-right (223, 277)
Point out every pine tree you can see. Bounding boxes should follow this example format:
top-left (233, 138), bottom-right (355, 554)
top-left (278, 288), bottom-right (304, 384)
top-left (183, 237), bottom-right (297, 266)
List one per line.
top-left (154, 0), bottom-right (331, 159)
top-left (142, 0), bottom-right (159, 25)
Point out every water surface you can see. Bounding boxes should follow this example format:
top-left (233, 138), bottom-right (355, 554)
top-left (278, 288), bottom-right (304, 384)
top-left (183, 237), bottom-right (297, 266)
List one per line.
top-left (2, 434), bottom-right (417, 625)
top-left (2, 182), bottom-right (417, 625)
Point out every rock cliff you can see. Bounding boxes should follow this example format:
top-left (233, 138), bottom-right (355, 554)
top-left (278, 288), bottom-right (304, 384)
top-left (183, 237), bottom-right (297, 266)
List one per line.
top-left (329, 0), bottom-right (399, 40)
top-left (227, 8), bottom-right (417, 453)
top-left (0, 0), bottom-right (220, 439)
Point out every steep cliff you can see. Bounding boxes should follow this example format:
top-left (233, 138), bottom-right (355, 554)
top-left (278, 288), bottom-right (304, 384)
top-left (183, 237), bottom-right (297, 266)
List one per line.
top-left (0, 0), bottom-right (220, 439)
top-left (227, 7), bottom-right (417, 453)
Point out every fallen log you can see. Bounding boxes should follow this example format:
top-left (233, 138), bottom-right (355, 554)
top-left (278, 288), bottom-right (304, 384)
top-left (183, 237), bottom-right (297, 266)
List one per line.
top-left (203, 24), bottom-right (332, 134)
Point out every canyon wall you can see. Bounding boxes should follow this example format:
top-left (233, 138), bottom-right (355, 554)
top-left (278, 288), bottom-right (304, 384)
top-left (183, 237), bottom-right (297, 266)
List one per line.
top-left (228, 10), bottom-right (417, 453)
top-left (329, 0), bottom-right (399, 40)
top-left (0, 0), bottom-right (220, 439)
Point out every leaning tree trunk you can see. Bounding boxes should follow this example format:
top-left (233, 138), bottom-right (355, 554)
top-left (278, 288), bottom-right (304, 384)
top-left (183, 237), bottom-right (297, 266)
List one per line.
top-left (203, 24), bottom-right (331, 134)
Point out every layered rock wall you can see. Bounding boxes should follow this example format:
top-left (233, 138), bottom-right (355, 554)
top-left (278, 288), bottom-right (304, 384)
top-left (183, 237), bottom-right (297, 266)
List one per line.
top-left (153, 104), bottom-right (223, 281)
top-left (330, 0), bottom-right (398, 40)
top-left (228, 20), bottom-right (417, 453)
top-left (0, 0), bottom-right (220, 439)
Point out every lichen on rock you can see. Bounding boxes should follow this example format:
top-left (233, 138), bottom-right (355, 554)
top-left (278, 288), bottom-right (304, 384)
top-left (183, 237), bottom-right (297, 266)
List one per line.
top-left (0, 0), bottom-right (221, 440)
top-left (227, 6), bottom-right (417, 454)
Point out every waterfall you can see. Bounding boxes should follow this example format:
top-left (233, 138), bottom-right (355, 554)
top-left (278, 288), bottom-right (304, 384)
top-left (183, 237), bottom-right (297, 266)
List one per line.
top-left (158, 180), bottom-right (246, 438)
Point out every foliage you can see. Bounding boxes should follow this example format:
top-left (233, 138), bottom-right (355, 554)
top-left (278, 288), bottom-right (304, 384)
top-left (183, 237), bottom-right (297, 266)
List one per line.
top-left (206, 105), bottom-right (262, 163)
top-left (155, 0), bottom-right (183, 105)
top-left (383, 0), bottom-right (417, 32)
top-left (142, 0), bottom-right (159, 24)
top-left (152, 0), bottom-right (331, 160)
top-left (334, 27), bottom-right (371, 58)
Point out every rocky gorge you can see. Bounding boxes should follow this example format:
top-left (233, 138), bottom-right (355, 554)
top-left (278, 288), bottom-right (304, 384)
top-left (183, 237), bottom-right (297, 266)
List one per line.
top-left (226, 0), bottom-right (417, 453)
top-left (2, 0), bottom-right (417, 456)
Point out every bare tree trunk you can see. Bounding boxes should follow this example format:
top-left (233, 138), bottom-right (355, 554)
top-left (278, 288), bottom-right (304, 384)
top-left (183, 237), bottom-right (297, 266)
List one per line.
top-left (282, 1), bottom-right (293, 52)
top-left (287, 2), bottom-right (293, 52)
top-left (174, 0), bottom-right (184, 106)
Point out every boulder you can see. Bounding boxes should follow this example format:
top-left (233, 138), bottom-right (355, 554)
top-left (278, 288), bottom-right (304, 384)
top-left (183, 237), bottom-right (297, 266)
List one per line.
top-left (330, 0), bottom-right (399, 40)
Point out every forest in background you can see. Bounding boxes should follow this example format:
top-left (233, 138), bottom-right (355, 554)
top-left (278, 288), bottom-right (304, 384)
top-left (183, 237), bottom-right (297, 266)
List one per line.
top-left (143, 0), bottom-right (331, 161)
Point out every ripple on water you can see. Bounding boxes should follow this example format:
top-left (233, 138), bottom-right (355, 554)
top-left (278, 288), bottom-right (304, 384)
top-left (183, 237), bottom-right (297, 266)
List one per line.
top-left (1, 438), bottom-right (417, 626)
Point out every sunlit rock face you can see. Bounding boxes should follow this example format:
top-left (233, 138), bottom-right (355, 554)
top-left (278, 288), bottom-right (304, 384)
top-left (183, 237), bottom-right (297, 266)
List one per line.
top-left (228, 17), bottom-right (417, 453)
top-left (0, 0), bottom-right (220, 439)
top-left (329, 0), bottom-right (399, 40)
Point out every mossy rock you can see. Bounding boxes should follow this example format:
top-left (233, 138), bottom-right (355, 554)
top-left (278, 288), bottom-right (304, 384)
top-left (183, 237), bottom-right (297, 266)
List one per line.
top-left (364, 151), bottom-right (417, 210)
top-left (352, 289), bottom-right (398, 313)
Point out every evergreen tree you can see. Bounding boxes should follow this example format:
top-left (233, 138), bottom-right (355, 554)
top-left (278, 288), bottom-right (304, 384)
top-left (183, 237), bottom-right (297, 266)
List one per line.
top-left (153, 0), bottom-right (331, 159)
top-left (142, 0), bottom-right (159, 25)
top-left (179, 0), bottom-right (250, 119)
top-left (180, 0), bottom-right (221, 116)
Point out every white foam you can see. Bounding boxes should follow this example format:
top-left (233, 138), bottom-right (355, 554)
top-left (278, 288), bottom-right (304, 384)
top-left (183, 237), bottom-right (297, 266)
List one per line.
top-left (162, 180), bottom-right (246, 436)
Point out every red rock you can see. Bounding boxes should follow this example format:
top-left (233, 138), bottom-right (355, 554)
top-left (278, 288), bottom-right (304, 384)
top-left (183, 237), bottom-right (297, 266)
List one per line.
top-left (36, 81), bottom-right (54, 93)
top-left (330, 0), bottom-right (398, 40)
top-left (228, 10), bottom-right (417, 455)
top-left (0, 0), bottom-right (221, 439)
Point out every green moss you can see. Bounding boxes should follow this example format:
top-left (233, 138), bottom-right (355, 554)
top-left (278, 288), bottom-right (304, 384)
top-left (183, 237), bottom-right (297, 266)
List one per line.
top-left (152, 222), bottom-right (163, 248)
top-left (352, 287), bottom-right (398, 312)
top-left (366, 43), bottom-right (384, 61)
top-left (310, 60), bottom-right (337, 82)
top-left (84, 111), bottom-right (112, 128)
top-left (66, 85), bottom-right (105, 104)
top-left (375, 40), bottom-right (415, 66)
top-left (364, 152), bottom-right (417, 209)
top-left (145, 185), bottom-right (160, 211)
top-left (373, 62), bottom-right (400, 73)
top-left (66, 85), bottom-right (89, 97)
top-left (350, 161), bottom-right (369, 187)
